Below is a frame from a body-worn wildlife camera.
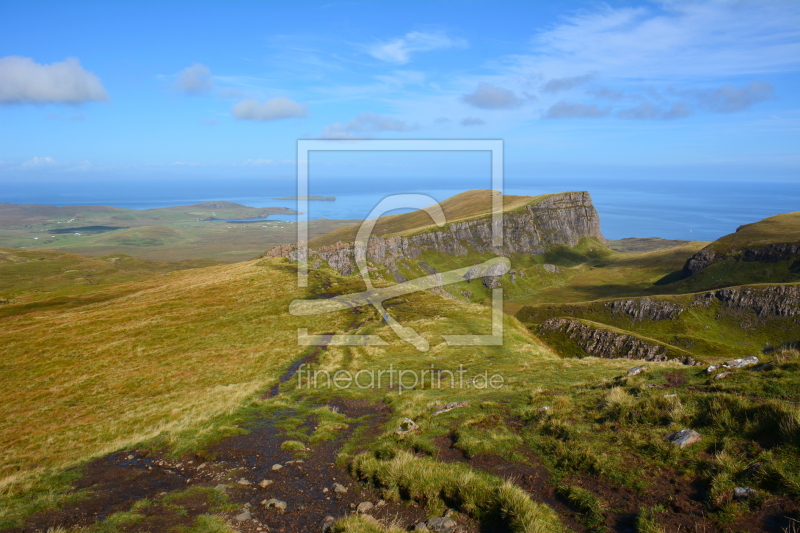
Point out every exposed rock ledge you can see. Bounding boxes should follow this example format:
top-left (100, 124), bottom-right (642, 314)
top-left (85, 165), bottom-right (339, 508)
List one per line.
top-left (682, 243), bottom-right (800, 278)
top-left (539, 318), bottom-right (697, 365)
top-left (605, 297), bottom-right (683, 322)
top-left (692, 285), bottom-right (800, 317)
top-left (263, 192), bottom-right (604, 277)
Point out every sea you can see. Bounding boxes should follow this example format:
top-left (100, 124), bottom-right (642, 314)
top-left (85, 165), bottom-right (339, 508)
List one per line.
top-left (2, 177), bottom-right (798, 242)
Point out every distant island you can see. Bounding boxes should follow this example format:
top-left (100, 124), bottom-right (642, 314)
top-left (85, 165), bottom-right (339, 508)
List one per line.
top-left (275, 195), bottom-right (336, 201)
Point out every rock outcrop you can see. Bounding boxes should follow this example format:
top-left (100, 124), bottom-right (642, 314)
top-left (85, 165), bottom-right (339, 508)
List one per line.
top-left (264, 192), bottom-right (604, 277)
top-left (692, 285), bottom-right (800, 317)
top-left (538, 318), bottom-right (697, 365)
top-left (682, 243), bottom-right (800, 278)
top-left (605, 297), bottom-right (683, 322)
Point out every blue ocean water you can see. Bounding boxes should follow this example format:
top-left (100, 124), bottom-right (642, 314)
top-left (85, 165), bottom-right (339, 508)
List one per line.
top-left (2, 177), bottom-right (798, 242)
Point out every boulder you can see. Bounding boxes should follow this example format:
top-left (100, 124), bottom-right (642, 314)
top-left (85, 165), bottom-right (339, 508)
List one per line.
top-left (723, 356), bottom-right (759, 369)
top-left (733, 487), bottom-right (757, 500)
top-left (427, 517), bottom-right (457, 533)
top-left (627, 365), bottom-right (648, 377)
top-left (235, 509), bottom-right (252, 522)
top-left (356, 501), bottom-right (374, 514)
top-left (395, 418), bottom-right (420, 435)
top-left (321, 516), bottom-right (336, 532)
top-left (666, 429), bottom-right (702, 448)
top-left (264, 498), bottom-right (287, 510)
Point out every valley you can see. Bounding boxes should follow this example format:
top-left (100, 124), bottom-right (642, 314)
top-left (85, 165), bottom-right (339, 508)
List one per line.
top-left (0, 190), bottom-right (798, 533)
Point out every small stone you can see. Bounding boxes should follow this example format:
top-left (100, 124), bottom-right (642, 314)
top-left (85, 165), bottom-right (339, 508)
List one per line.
top-left (321, 516), bottom-right (336, 533)
top-left (258, 479), bottom-right (273, 489)
top-left (706, 365), bottom-right (718, 374)
top-left (714, 372), bottom-right (734, 380)
top-left (414, 523), bottom-right (429, 531)
top-left (427, 517), bottom-right (457, 532)
top-left (666, 429), bottom-right (702, 448)
top-left (333, 482), bottom-right (347, 493)
top-left (444, 508), bottom-right (454, 518)
top-left (357, 501), bottom-right (373, 514)
top-left (376, 499), bottom-right (385, 507)
top-left (126, 454), bottom-right (134, 460)
top-left (235, 510), bottom-right (252, 522)
top-left (733, 487), bottom-right (756, 500)
top-left (244, 503), bottom-right (252, 509)
top-left (536, 406), bottom-right (551, 411)
top-left (197, 462), bottom-right (207, 469)
top-left (627, 365), bottom-right (648, 377)
top-left (264, 498), bottom-right (287, 511)
top-left (237, 478), bottom-right (252, 485)
top-left (322, 487), bottom-right (329, 493)
top-left (395, 417), bottom-right (420, 435)
top-left (271, 464), bottom-right (283, 471)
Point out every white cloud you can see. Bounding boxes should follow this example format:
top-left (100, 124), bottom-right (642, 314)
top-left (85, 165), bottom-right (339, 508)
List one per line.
top-left (543, 101), bottom-right (610, 119)
top-left (320, 112), bottom-right (417, 139)
top-left (462, 83), bottom-right (523, 110)
top-left (231, 97), bottom-right (308, 121)
top-left (19, 156), bottom-right (91, 171)
top-left (21, 156), bottom-right (59, 168)
top-left (173, 63), bottom-right (214, 94)
top-left (368, 31), bottom-right (467, 64)
top-left (0, 56), bottom-right (108, 104)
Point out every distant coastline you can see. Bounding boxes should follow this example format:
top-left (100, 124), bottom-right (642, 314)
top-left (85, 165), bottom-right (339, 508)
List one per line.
top-left (275, 195), bottom-right (336, 201)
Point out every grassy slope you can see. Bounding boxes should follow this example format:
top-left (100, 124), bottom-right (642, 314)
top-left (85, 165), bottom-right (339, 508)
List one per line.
top-left (707, 211), bottom-right (800, 254)
top-left (2, 219), bottom-right (359, 263)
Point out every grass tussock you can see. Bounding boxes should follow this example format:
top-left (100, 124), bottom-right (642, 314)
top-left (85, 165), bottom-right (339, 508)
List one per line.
top-left (555, 485), bottom-right (607, 532)
top-left (634, 506), bottom-right (666, 533)
top-left (351, 450), bottom-right (565, 533)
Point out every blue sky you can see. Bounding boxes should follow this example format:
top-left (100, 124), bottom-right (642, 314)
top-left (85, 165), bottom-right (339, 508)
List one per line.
top-left (1, 0), bottom-right (799, 184)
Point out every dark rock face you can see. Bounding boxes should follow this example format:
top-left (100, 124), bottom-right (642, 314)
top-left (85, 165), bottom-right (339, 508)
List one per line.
top-left (681, 248), bottom-right (717, 278)
top-left (264, 192), bottom-right (604, 277)
top-left (538, 318), bottom-right (696, 365)
top-left (682, 242), bottom-right (800, 278)
top-left (605, 297), bottom-right (683, 322)
top-left (714, 285), bottom-right (800, 317)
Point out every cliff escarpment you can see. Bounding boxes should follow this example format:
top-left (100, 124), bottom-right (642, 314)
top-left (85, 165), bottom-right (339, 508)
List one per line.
top-left (263, 191), bottom-right (605, 277)
top-left (538, 318), bottom-right (698, 364)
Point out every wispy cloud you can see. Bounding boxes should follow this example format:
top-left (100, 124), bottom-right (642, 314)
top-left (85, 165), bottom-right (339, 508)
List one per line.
top-left (231, 97), bottom-right (308, 121)
top-left (19, 156), bottom-right (91, 171)
top-left (460, 117), bottom-right (485, 127)
top-left (543, 101), bottom-right (610, 119)
top-left (368, 31), bottom-right (466, 64)
top-left (689, 81), bottom-right (776, 114)
top-left (0, 56), bottom-right (108, 104)
top-left (320, 112), bottom-right (417, 139)
top-left (462, 82), bottom-right (523, 110)
top-left (541, 74), bottom-right (594, 94)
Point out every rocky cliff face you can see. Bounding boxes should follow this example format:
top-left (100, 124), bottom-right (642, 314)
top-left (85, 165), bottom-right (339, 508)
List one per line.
top-left (539, 318), bottom-right (697, 365)
top-left (605, 297), bottom-right (683, 323)
top-left (692, 284), bottom-right (800, 317)
top-left (264, 192), bottom-right (605, 277)
top-left (682, 243), bottom-right (800, 278)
